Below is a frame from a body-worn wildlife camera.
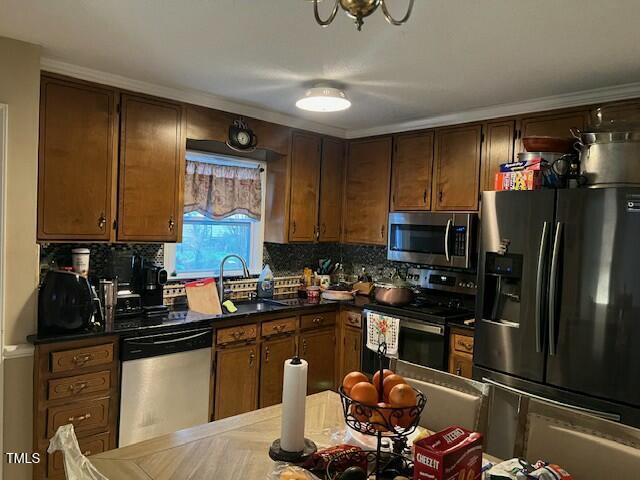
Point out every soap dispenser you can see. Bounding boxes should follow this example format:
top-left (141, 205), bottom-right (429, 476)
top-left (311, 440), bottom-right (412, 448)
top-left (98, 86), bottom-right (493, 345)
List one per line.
top-left (257, 264), bottom-right (274, 299)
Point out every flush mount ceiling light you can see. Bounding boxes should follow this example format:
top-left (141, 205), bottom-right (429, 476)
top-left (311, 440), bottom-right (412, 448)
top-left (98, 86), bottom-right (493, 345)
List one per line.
top-left (296, 85), bottom-right (351, 112)
top-left (313, 0), bottom-right (414, 31)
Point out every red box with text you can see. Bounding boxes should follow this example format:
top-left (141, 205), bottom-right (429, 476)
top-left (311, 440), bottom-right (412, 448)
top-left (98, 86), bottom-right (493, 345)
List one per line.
top-left (413, 426), bottom-right (483, 480)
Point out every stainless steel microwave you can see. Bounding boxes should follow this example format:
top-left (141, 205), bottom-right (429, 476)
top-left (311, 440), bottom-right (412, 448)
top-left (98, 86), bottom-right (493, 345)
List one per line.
top-left (387, 212), bottom-right (477, 269)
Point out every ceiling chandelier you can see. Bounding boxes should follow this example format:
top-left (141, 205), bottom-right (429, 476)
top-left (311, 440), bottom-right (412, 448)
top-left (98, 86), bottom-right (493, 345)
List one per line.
top-left (313, 0), bottom-right (414, 31)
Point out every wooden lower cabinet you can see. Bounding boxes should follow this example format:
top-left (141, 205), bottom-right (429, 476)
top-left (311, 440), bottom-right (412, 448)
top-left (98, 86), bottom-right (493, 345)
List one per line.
top-left (448, 328), bottom-right (475, 379)
top-left (214, 344), bottom-right (258, 420)
top-left (33, 337), bottom-right (119, 480)
top-left (260, 335), bottom-right (296, 408)
top-left (340, 327), bottom-right (362, 379)
top-left (300, 328), bottom-right (336, 394)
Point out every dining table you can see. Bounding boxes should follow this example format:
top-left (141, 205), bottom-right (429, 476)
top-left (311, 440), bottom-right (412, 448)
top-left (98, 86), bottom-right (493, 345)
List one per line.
top-left (91, 390), bottom-right (498, 479)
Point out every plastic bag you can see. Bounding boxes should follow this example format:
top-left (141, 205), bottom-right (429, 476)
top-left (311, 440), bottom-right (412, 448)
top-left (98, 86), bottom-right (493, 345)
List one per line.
top-left (267, 462), bottom-right (321, 480)
top-left (47, 424), bottom-right (109, 480)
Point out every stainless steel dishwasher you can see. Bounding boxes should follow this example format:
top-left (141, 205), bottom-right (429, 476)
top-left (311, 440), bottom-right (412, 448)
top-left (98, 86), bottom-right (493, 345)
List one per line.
top-left (118, 327), bottom-right (213, 447)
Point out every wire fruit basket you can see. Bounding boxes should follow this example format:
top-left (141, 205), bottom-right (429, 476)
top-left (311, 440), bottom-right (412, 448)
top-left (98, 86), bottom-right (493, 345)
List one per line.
top-left (328, 343), bottom-right (427, 479)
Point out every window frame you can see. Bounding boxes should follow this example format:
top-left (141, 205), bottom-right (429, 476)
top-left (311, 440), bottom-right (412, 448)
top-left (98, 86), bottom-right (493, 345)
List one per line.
top-left (164, 152), bottom-right (266, 280)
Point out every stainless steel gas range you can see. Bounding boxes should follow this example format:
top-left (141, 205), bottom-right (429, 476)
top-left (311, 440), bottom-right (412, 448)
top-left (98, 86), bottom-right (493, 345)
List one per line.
top-left (362, 268), bottom-right (477, 375)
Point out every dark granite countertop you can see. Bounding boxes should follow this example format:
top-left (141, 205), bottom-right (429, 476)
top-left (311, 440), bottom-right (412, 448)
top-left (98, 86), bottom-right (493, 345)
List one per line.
top-left (27, 294), bottom-right (370, 345)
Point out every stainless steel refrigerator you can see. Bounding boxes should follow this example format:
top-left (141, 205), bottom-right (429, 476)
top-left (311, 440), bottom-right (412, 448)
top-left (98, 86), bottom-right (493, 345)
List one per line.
top-left (474, 188), bottom-right (640, 427)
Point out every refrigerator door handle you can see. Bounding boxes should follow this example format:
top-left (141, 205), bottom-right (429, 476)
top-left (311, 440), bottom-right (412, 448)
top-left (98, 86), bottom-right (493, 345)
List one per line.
top-left (444, 218), bottom-right (452, 262)
top-left (548, 222), bottom-right (563, 356)
top-left (482, 377), bottom-right (621, 422)
top-left (535, 221), bottom-right (550, 353)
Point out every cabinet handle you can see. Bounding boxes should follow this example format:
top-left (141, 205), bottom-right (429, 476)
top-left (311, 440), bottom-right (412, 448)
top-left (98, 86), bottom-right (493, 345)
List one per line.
top-left (315, 225), bottom-right (320, 241)
top-left (68, 382), bottom-right (88, 394)
top-left (322, 223), bottom-right (326, 235)
top-left (274, 324), bottom-right (286, 332)
top-left (380, 225), bottom-right (385, 239)
top-left (72, 353), bottom-right (93, 365)
top-left (264, 346), bottom-right (270, 363)
top-left (312, 317), bottom-right (323, 325)
top-left (302, 339), bottom-right (307, 355)
top-left (439, 191), bottom-right (443, 202)
top-left (68, 412), bottom-right (91, 423)
top-left (249, 350), bottom-right (255, 367)
top-left (292, 221), bottom-right (296, 234)
top-left (168, 217), bottom-right (175, 232)
top-left (232, 330), bottom-right (246, 339)
top-left (423, 190), bottom-right (428, 204)
top-left (354, 338), bottom-right (358, 352)
top-left (83, 450), bottom-right (92, 456)
top-left (456, 367), bottom-right (462, 376)
top-left (98, 214), bottom-right (107, 231)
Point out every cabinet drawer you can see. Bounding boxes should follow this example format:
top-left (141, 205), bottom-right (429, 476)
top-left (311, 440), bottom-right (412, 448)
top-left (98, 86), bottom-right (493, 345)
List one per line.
top-left (48, 431), bottom-right (110, 478)
top-left (47, 398), bottom-right (110, 438)
top-left (344, 311), bottom-right (362, 329)
top-left (452, 334), bottom-right (474, 354)
top-left (50, 343), bottom-right (114, 373)
top-left (48, 370), bottom-right (111, 401)
top-left (301, 312), bottom-right (335, 330)
top-left (261, 317), bottom-right (297, 337)
top-left (216, 324), bottom-right (257, 345)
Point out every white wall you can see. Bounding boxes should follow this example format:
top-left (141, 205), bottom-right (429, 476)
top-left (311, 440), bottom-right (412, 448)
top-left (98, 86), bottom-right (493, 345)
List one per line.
top-left (0, 36), bottom-right (41, 480)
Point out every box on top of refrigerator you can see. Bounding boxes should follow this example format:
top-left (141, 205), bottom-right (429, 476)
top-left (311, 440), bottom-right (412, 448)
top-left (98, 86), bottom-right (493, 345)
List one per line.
top-left (413, 426), bottom-right (483, 480)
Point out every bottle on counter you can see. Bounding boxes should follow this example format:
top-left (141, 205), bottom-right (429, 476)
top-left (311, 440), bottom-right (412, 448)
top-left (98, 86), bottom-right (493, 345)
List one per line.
top-left (257, 264), bottom-right (274, 299)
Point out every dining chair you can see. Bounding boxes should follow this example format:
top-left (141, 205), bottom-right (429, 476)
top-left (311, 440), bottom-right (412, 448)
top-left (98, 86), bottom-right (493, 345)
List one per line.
top-left (391, 359), bottom-right (492, 435)
top-left (519, 399), bottom-right (640, 478)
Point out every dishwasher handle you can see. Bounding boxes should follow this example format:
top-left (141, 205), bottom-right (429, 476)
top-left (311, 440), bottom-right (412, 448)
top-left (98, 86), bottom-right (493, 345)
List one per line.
top-left (121, 327), bottom-right (213, 361)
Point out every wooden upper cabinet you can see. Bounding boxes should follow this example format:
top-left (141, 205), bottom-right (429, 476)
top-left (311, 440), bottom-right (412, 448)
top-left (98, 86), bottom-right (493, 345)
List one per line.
top-left (343, 137), bottom-right (392, 245)
top-left (433, 124), bottom-right (483, 211)
top-left (518, 110), bottom-right (589, 152)
top-left (38, 75), bottom-right (117, 241)
top-left (391, 131), bottom-right (434, 211)
top-left (117, 94), bottom-right (185, 242)
top-left (481, 120), bottom-right (516, 192)
top-left (185, 104), bottom-right (234, 143)
top-left (318, 138), bottom-right (345, 242)
top-left (288, 132), bottom-right (321, 242)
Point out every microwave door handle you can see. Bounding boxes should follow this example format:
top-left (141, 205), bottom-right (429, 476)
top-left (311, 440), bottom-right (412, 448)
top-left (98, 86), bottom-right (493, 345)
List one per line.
top-left (548, 222), bottom-right (563, 356)
top-left (535, 221), bottom-right (550, 353)
top-left (444, 219), bottom-right (452, 262)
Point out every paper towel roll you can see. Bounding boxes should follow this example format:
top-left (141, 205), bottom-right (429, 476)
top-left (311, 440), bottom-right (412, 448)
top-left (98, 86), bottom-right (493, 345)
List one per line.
top-left (280, 357), bottom-right (308, 453)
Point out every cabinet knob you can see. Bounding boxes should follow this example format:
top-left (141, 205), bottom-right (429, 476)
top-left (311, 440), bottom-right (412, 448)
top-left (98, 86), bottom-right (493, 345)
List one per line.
top-left (312, 317), bottom-right (323, 325)
top-left (168, 217), bottom-right (175, 231)
top-left (98, 214), bottom-right (107, 231)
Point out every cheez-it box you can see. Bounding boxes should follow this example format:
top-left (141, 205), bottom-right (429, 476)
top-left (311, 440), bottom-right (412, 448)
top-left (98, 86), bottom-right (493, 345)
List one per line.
top-left (413, 426), bottom-right (483, 480)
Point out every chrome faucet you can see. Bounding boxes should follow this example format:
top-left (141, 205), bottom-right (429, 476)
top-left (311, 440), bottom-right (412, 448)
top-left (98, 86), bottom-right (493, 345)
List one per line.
top-left (218, 254), bottom-right (250, 303)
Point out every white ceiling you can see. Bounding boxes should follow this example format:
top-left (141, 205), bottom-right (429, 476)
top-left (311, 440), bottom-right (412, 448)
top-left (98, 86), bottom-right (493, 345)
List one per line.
top-left (2, 0), bottom-right (640, 137)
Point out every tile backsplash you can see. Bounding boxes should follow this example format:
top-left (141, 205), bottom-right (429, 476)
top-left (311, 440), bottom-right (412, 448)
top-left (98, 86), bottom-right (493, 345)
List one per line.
top-left (39, 241), bottom-right (405, 282)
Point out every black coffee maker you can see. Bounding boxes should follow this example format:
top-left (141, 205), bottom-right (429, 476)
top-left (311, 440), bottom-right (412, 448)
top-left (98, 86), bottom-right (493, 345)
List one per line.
top-left (132, 255), bottom-right (169, 316)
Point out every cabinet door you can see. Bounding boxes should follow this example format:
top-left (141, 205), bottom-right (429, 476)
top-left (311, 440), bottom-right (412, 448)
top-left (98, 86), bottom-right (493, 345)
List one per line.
top-left (448, 351), bottom-right (473, 379)
top-left (434, 124), bottom-right (483, 211)
top-left (259, 336), bottom-right (296, 408)
top-left (391, 132), bottom-right (434, 211)
top-left (318, 138), bottom-right (345, 242)
top-left (340, 326), bottom-right (362, 380)
top-left (289, 132), bottom-right (321, 241)
top-left (518, 110), bottom-right (589, 152)
top-left (118, 93), bottom-right (185, 242)
top-left (481, 120), bottom-right (516, 192)
top-left (300, 329), bottom-right (336, 394)
top-left (38, 75), bottom-right (117, 241)
top-left (214, 344), bottom-right (258, 420)
top-left (343, 137), bottom-right (392, 245)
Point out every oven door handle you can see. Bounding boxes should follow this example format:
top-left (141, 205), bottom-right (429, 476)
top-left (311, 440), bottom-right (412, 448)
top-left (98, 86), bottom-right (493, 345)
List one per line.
top-left (400, 319), bottom-right (444, 336)
top-left (444, 219), bottom-right (452, 262)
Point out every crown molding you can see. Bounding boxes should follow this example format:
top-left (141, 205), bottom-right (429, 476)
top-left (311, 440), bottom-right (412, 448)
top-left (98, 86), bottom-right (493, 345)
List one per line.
top-left (346, 82), bottom-right (640, 138)
top-left (40, 58), bottom-right (347, 138)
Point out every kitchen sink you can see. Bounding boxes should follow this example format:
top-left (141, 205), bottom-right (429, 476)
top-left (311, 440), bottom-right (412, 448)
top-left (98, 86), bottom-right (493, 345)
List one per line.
top-left (223, 299), bottom-right (288, 315)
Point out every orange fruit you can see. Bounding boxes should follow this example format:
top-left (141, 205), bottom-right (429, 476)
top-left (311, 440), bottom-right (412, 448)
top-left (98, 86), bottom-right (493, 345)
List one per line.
top-left (388, 383), bottom-right (417, 407)
top-left (350, 381), bottom-right (378, 406)
top-left (342, 371), bottom-right (369, 396)
top-left (372, 369), bottom-right (393, 391)
top-left (369, 402), bottom-right (392, 432)
top-left (382, 374), bottom-right (407, 402)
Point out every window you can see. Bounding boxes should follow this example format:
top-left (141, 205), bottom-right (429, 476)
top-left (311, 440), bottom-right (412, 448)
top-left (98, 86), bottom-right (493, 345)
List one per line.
top-left (165, 152), bottom-right (265, 278)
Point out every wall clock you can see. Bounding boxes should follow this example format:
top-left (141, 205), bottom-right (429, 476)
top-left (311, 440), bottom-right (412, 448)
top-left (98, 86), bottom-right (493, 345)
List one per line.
top-left (227, 118), bottom-right (258, 152)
